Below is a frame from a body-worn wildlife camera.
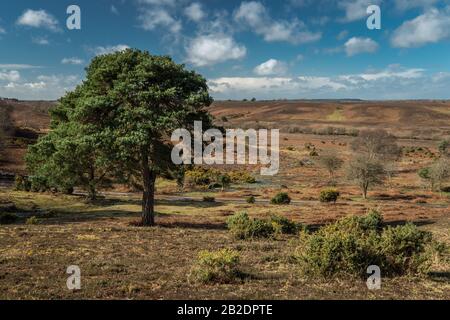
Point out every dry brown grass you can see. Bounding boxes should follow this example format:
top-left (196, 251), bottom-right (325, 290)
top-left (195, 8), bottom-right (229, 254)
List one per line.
top-left (0, 190), bottom-right (448, 300)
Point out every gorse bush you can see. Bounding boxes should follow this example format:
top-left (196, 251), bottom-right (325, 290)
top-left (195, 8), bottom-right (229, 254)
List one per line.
top-left (319, 188), bottom-right (340, 203)
top-left (14, 175), bottom-right (31, 192)
top-left (185, 167), bottom-right (256, 187)
top-left (26, 216), bottom-right (40, 225)
top-left (227, 212), bottom-right (274, 239)
top-left (203, 196), bottom-right (215, 203)
top-left (189, 249), bottom-right (243, 284)
top-left (294, 210), bottom-right (436, 277)
top-left (270, 215), bottom-right (303, 235)
top-left (270, 192), bottom-right (291, 205)
top-left (29, 175), bottom-right (50, 193)
top-left (227, 212), bottom-right (301, 239)
top-left (358, 209), bottom-right (383, 231)
top-left (246, 196), bottom-right (256, 204)
top-left (379, 223), bottom-right (433, 275)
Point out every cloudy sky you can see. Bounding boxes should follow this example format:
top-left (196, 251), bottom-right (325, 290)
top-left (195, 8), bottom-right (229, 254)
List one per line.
top-left (1, 0), bottom-right (450, 100)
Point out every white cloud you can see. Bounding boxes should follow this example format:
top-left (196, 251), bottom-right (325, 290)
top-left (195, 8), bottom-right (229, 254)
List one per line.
top-left (111, 5), bottom-right (119, 15)
top-left (16, 9), bottom-right (60, 32)
top-left (1, 74), bottom-right (80, 100)
top-left (207, 66), bottom-right (437, 100)
top-left (254, 59), bottom-right (287, 76)
top-left (339, 66), bottom-right (425, 84)
top-left (208, 76), bottom-right (347, 98)
top-left (234, 1), bottom-right (321, 44)
top-left (186, 34), bottom-right (247, 67)
top-left (138, 8), bottom-right (182, 33)
top-left (138, 0), bottom-right (176, 6)
top-left (337, 30), bottom-right (349, 40)
top-left (344, 37), bottom-right (378, 56)
top-left (61, 57), bottom-right (84, 65)
top-left (432, 72), bottom-right (450, 82)
top-left (184, 3), bottom-right (205, 22)
top-left (338, 0), bottom-right (381, 22)
top-left (394, 0), bottom-right (438, 11)
top-left (0, 70), bottom-right (20, 82)
top-left (0, 64), bottom-right (41, 70)
top-left (92, 44), bottom-right (130, 55)
top-left (0, 26), bottom-right (5, 34)
top-left (391, 8), bottom-right (450, 48)
top-left (32, 37), bottom-right (50, 45)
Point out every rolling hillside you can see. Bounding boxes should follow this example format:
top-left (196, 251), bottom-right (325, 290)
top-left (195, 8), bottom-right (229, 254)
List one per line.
top-left (1, 98), bottom-right (449, 174)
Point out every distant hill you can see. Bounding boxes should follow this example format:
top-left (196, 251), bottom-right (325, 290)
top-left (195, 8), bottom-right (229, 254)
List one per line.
top-left (1, 98), bottom-right (450, 175)
top-left (0, 99), bottom-right (55, 175)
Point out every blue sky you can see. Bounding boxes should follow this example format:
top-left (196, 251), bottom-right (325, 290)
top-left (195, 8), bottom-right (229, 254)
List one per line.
top-left (1, 0), bottom-right (450, 100)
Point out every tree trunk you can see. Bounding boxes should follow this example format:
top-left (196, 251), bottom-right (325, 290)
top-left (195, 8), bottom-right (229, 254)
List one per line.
top-left (141, 151), bottom-right (156, 226)
top-left (88, 183), bottom-right (97, 201)
top-left (362, 183), bottom-right (368, 199)
top-left (87, 167), bottom-right (97, 201)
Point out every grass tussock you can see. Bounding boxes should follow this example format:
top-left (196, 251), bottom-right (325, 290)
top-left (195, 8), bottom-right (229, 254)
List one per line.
top-left (189, 249), bottom-right (244, 284)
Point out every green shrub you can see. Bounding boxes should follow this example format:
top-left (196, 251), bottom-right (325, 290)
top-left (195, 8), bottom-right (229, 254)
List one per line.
top-left (203, 196), bottom-right (215, 203)
top-left (228, 171), bottom-right (256, 184)
top-left (319, 188), bottom-right (340, 203)
top-left (418, 167), bottom-right (431, 180)
top-left (294, 211), bottom-right (435, 278)
top-left (29, 176), bottom-right (50, 193)
top-left (14, 175), bottom-right (31, 192)
top-left (189, 249), bottom-right (242, 283)
top-left (379, 223), bottom-right (433, 275)
top-left (271, 192), bottom-right (291, 205)
top-left (246, 196), bottom-right (256, 204)
top-left (227, 212), bottom-right (274, 239)
top-left (248, 219), bottom-right (275, 238)
top-left (218, 174), bottom-right (231, 191)
top-left (270, 215), bottom-right (302, 235)
top-left (309, 149), bottom-right (319, 157)
top-left (185, 167), bottom-right (213, 186)
top-left (185, 167), bottom-right (256, 188)
top-left (0, 212), bottom-right (18, 224)
top-left (359, 209), bottom-right (384, 231)
top-left (26, 216), bottom-right (40, 225)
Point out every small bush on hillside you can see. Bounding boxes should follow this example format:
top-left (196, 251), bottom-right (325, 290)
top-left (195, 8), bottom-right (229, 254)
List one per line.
top-left (14, 175), bottom-right (31, 192)
top-left (271, 192), bottom-right (291, 205)
top-left (26, 216), bottom-right (40, 225)
top-left (227, 212), bottom-right (274, 239)
top-left (0, 212), bottom-right (18, 224)
top-left (246, 196), bottom-right (256, 204)
top-left (294, 210), bottom-right (436, 278)
top-left (203, 196), bottom-right (215, 203)
top-left (309, 150), bottom-right (319, 157)
top-left (29, 176), bottom-right (50, 193)
top-left (189, 249), bottom-right (243, 284)
top-left (379, 223), bottom-right (433, 275)
top-left (228, 171), bottom-right (256, 184)
top-left (359, 209), bottom-right (383, 231)
top-left (319, 188), bottom-right (340, 203)
top-left (185, 167), bottom-right (256, 187)
top-left (270, 215), bottom-right (303, 235)
top-left (185, 167), bottom-right (213, 186)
